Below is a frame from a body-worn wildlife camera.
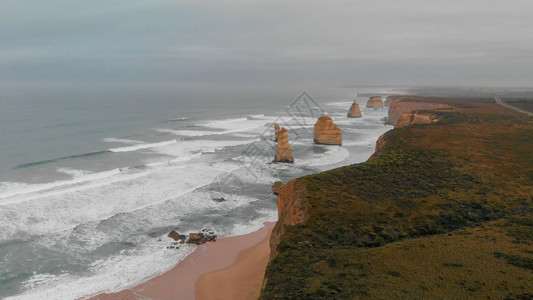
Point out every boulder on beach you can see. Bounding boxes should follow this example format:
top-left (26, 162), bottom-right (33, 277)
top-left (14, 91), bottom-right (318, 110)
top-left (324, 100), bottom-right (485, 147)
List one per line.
top-left (185, 231), bottom-right (218, 245)
top-left (189, 233), bottom-right (201, 240)
top-left (168, 230), bottom-right (181, 241)
top-left (313, 116), bottom-right (342, 146)
top-left (272, 181), bottom-right (285, 195)
top-left (366, 96), bottom-right (384, 108)
top-left (347, 100), bottom-right (362, 118)
top-left (274, 128), bottom-right (294, 163)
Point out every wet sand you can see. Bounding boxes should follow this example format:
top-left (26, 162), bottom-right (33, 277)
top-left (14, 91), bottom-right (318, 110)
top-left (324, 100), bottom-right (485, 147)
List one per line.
top-left (91, 222), bottom-right (274, 300)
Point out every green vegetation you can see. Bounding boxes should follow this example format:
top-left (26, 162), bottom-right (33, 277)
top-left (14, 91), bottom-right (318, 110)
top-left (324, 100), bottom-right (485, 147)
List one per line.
top-left (261, 99), bottom-right (533, 299)
top-left (494, 252), bottom-right (533, 270)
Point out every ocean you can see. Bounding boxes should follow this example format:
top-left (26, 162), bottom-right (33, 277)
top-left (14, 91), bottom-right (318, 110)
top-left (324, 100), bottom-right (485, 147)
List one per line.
top-left (0, 86), bottom-right (393, 299)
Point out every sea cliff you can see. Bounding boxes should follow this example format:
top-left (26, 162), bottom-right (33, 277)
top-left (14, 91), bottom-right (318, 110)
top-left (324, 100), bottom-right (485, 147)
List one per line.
top-left (386, 96), bottom-right (450, 126)
top-left (269, 179), bottom-right (307, 259)
top-left (261, 97), bottom-right (533, 299)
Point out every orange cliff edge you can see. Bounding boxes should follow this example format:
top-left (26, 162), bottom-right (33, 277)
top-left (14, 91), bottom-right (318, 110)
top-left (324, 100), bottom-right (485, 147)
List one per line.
top-left (269, 96), bottom-right (458, 258)
top-left (386, 96), bottom-right (451, 126)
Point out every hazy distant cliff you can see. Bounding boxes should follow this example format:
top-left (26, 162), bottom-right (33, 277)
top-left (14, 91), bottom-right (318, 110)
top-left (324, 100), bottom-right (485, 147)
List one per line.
top-left (386, 96), bottom-right (450, 126)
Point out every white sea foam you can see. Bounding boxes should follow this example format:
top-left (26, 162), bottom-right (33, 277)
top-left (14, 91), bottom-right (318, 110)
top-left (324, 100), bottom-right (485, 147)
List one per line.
top-left (0, 169), bottom-right (122, 204)
top-left (247, 114), bottom-right (265, 118)
top-left (3, 100), bottom-right (393, 300)
top-left (224, 209), bottom-right (278, 237)
top-left (6, 179), bottom-right (277, 300)
top-left (102, 137), bottom-right (147, 144)
top-left (157, 115), bottom-right (277, 137)
top-left (0, 160), bottom-right (244, 240)
top-left (156, 129), bottom-right (225, 137)
top-left (56, 168), bottom-right (88, 178)
top-left (325, 101), bottom-right (354, 107)
top-left (0, 136), bottom-right (260, 207)
top-left (298, 146), bottom-right (350, 167)
top-left (10, 207), bottom-right (278, 300)
top-left (342, 136), bottom-right (383, 147)
top-left (108, 140), bottom-right (177, 153)
top-left (168, 117), bottom-right (189, 121)
top-left (230, 132), bottom-right (260, 138)
top-left (204, 115), bottom-right (277, 132)
top-left (11, 242), bottom-right (196, 300)
top-left (152, 138), bottom-right (259, 157)
top-left (203, 117), bottom-right (248, 129)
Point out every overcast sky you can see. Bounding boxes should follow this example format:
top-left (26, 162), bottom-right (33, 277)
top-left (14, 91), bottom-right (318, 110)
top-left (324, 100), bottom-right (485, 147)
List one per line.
top-left (1, 0), bottom-right (532, 89)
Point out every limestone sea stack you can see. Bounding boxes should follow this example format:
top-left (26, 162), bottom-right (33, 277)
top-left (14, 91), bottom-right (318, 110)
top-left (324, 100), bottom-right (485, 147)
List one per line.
top-left (313, 116), bottom-right (342, 146)
top-left (347, 100), bottom-right (362, 118)
top-left (274, 123), bottom-right (281, 142)
top-left (366, 96), bottom-right (384, 108)
top-left (274, 128), bottom-right (294, 163)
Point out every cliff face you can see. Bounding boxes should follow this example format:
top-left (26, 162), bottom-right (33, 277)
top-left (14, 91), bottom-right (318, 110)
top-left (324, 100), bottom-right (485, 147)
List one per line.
top-left (347, 100), bottom-right (362, 118)
top-left (269, 179), bottom-right (307, 258)
top-left (274, 128), bottom-right (294, 163)
top-left (366, 96), bottom-right (384, 108)
top-left (371, 132), bottom-right (389, 158)
top-left (395, 111), bottom-right (440, 128)
top-left (313, 116), bottom-right (342, 145)
top-left (387, 97), bottom-right (450, 126)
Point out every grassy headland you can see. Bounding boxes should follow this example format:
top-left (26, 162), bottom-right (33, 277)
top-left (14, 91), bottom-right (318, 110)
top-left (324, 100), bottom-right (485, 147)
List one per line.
top-left (261, 98), bottom-right (533, 299)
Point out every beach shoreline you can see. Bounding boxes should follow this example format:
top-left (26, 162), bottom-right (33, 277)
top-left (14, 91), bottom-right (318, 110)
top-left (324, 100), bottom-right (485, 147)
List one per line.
top-left (90, 222), bottom-right (275, 300)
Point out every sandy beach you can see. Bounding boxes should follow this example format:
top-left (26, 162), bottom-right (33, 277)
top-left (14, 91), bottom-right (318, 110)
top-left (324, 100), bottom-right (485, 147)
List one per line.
top-left (91, 222), bottom-right (275, 300)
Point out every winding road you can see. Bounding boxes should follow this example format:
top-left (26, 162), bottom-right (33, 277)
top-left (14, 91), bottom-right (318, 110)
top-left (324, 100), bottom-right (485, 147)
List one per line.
top-left (494, 97), bottom-right (533, 117)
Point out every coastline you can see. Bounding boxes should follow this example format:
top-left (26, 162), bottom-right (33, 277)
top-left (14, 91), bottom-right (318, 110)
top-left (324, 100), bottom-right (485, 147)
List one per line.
top-left (91, 222), bottom-right (275, 300)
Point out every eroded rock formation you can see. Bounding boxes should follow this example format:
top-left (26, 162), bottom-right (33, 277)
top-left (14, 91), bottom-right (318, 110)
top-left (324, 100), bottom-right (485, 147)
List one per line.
top-left (274, 128), bottom-right (294, 163)
top-left (396, 111), bottom-right (441, 128)
top-left (269, 179), bottom-right (307, 258)
top-left (272, 181), bottom-right (285, 195)
top-left (313, 116), bottom-right (342, 146)
top-left (347, 100), bottom-right (362, 118)
top-left (366, 96), bottom-right (384, 108)
top-left (274, 123), bottom-right (281, 142)
top-left (167, 229), bottom-right (217, 248)
top-left (387, 97), bottom-right (451, 126)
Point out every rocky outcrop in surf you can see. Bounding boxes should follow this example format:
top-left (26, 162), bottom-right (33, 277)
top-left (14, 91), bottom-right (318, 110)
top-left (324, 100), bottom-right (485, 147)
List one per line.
top-left (366, 96), bottom-right (384, 108)
top-left (274, 128), bottom-right (294, 163)
top-left (167, 229), bottom-right (217, 248)
top-left (274, 123), bottom-right (281, 142)
top-left (313, 116), bottom-right (342, 146)
top-left (347, 100), bottom-right (362, 118)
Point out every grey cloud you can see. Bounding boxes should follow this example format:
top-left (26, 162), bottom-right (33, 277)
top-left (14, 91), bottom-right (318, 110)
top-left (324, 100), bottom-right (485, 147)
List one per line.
top-left (1, 0), bottom-right (532, 88)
